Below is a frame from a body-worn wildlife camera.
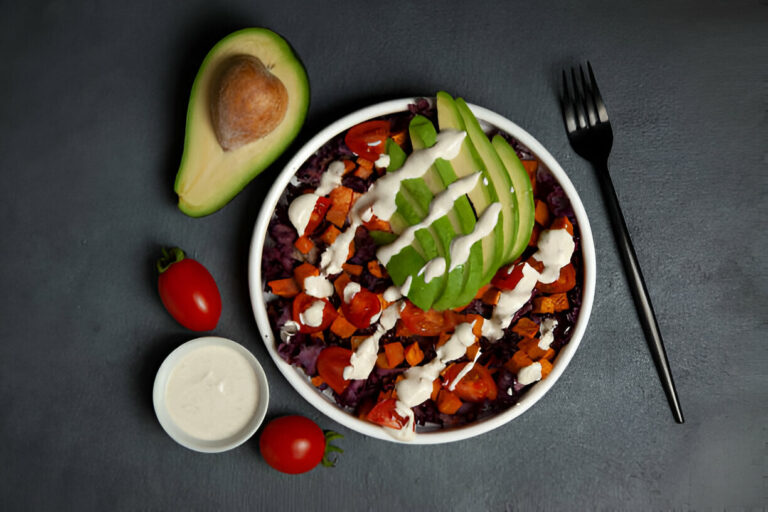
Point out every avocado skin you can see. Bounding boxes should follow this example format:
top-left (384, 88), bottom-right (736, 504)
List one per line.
top-left (175, 28), bottom-right (309, 217)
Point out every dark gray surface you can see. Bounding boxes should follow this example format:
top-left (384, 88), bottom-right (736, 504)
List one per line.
top-left (1, 1), bottom-right (766, 510)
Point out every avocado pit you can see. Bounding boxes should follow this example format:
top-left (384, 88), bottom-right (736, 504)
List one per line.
top-left (211, 55), bottom-right (289, 151)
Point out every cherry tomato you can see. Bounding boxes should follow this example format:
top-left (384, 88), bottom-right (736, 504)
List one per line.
top-left (399, 300), bottom-right (445, 337)
top-left (492, 261), bottom-right (525, 291)
top-left (536, 263), bottom-right (576, 293)
top-left (304, 196), bottom-right (332, 236)
top-left (156, 247), bottom-right (221, 331)
top-left (344, 120), bottom-right (390, 161)
top-left (317, 346), bottom-right (353, 395)
top-left (341, 287), bottom-right (381, 329)
top-left (292, 292), bottom-right (337, 333)
top-left (366, 398), bottom-right (409, 429)
top-left (259, 416), bottom-right (326, 474)
top-left (442, 363), bottom-right (498, 403)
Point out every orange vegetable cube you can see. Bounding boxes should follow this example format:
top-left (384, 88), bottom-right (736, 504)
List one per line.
top-left (341, 263), bottom-right (363, 276)
top-left (330, 314), bottom-right (358, 338)
top-left (466, 342), bottom-right (480, 361)
top-left (532, 296), bottom-right (555, 314)
top-left (267, 277), bottom-right (300, 298)
top-left (354, 165), bottom-right (374, 179)
top-left (512, 317), bottom-right (539, 338)
top-left (518, 338), bottom-right (548, 360)
top-left (311, 375), bottom-right (325, 387)
top-left (481, 287), bottom-right (501, 306)
top-left (293, 262), bottom-right (319, 289)
top-left (505, 350), bottom-right (534, 374)
top-left (550, 216), bottom-right (574, 236)
top-left (550, 292), bottom-right (569, 312)
top-left (343, 159), bottom-right (356, 174)
top-left (326, 186), bottom-right (355, 228)
top-left (333, 272), bottom-right (352, 298)
top-left (474, 283), bottom-right (490, 299)
top-left (404, 342), bottom-right (425, 366)
top-left (431, 379), bottom-right (441, 401)
top-left (367, 260), bottom-right (386, 279)
top-left (529, 224), bottom-right (541, 247)
top-left (294, 235), bottom-right (314, 254)
top-left (384, 342), bottom-right (405, 368)
top-left (319, 225), bottom-right (342, 245)
top-left (375, 352), bottom-right (392, 369)
top-left (350, 335), bottom-right (368, 351)
top-left (540, 359), bottom-right (554, 379)
top-left (437, 389), bottom-right (463, 415)
top-left (534, 199), bottom-right (550, 226)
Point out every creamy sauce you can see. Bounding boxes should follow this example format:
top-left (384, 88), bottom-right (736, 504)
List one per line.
top-left (287, 193), bottom-right (318, 236)
top-left (387, 321), bottom-right (478, 441)
top-left (448, 348), bottom-right (482, 392)
top-left (421, 257), bottom-right (446, 284)
top-left (481, 226), bottom-right (575, 341)
top-left (538, 318), bottom-right (558, 350)
top-left (449, 202), bottom-right (501, 271)
top-left (300, 300), bottom-right (326, 327)
top-left (383, 285), bottom-right (403, 303)
top-left (304, 275), bottom-right (333, 298)
top-left (343, 281), bottom-right (361, 303)
top-left (343, 301), bottom-right (403, 380)
top-left (376, 172), bottom-right (480, 265)
top-left (399, 275), bottom-right (413, 295)
top-left (315, 160), bottom-right (346, 197)
top-left (280, 320), bottom-right (300, 342)
top-left (165, 345), bottom-right (259, 441)
top-left (517, 362), bottom-right (543, 386)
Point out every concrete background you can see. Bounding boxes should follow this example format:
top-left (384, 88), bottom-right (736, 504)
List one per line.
top-left (0, 0), bottom-right (766, 510)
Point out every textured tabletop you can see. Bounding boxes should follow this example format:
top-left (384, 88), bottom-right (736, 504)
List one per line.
top-left (1, 1), bottom-right (766, 510)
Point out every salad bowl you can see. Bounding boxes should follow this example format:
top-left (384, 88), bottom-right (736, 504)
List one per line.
top-left (248, 97), bottom-right (596, 444)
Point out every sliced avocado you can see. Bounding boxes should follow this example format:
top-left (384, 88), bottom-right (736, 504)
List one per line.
top-left (435, 92), bottom-right (501, 305)
top-left (386, 138), bottom-right (407, 173)
top-left (455, 98), bottom-right (518, 268)
top-left (174, 28), bottom-right (309, 217)
top-left (492, 135), bottom-right (535, 261)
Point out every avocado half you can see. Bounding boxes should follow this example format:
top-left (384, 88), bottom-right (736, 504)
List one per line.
top-left (174, 28), bottom-right (309, 217)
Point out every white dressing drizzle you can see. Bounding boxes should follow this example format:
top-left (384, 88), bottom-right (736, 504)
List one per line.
top-left (299, 300), bottom-right (326, 327)
top-left (421, 257), bottom-right (446, 284)
top-left (343, 281), bottom-right (361, 303)
top-left (343, 301), bottom-right (403, 380)
top-left (448, 348), bottom-right (482, 392)
top-left (304, 275), bottom-right (333, 298)
top-left (449, 202), bottom-right (501, 271)
top-left (400, 275), bottom-right (413, 295)
top-left (287, 194), bottom-right (318, 236)
top-left (315, 160), bottom-right (346, 197)
top-left (517, 362), bottom-right (543, 386)
top-left (538, 318), bottom-right (558, 350)
top-left (533, 229), bottom-right (575, 283)
top-left (376, 172), bottom-right (480, 265)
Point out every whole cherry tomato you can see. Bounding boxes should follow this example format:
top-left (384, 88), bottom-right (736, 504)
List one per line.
top-left (344, 120), bottom-right (390, 161)
top-left (341, 287), bottom-right (381, 329)
top-left (259, 416), bottom-right (343, 474)
top-left (157, 247), bottom-right (221, 331)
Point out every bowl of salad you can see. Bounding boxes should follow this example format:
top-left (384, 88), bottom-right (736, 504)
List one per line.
top-left (248, 93), bottom-right (595, 443)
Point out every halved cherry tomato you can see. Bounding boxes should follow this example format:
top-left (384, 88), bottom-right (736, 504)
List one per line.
top-left (442, 363), bottom-right (498, 403)
top-left (341, 287), bottom-right (381, 329)
top-left (304, 196), bottom-right (332, 236)
top-left (292, 292), bottom-right (337, 333)
top-left (536, 263), bottom-right (576, 293)
top-left (317, 346), bottom-right (352, 395)
top-left (366, 398), bottom-right (409, 429)
top-left (344, 120), bottom-right (390, 161)
top-left (399, 300), bottom-right (445, 337)
top-left (492, 261), bottom-right (525, 291)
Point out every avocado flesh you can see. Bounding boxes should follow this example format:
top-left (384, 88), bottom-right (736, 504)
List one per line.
top-left (174, 28), bottom-right (309, 217)
top-left (492, 135), bottom-right (535, 262)
top-left (435, 92), bottom-right (500, 304)
top-left (455, 98), bottom-right (518, 268)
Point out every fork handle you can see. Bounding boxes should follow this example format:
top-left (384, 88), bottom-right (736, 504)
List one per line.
top-left (594, 160), bottom-right (684, 423)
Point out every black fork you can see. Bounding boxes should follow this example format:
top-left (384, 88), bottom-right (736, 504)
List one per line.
top-left (562, 62), bottom-right (684, 423)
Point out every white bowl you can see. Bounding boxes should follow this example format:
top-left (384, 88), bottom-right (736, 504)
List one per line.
top-left (152, 336), bottom-right (270, 453)
top-left (248, 98), bottom-right (596, 444)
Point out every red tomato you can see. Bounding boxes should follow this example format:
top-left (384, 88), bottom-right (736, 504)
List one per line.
top-left (157, 247), bottom-right (221, 331)
top-left (344, 120), bottom-right (390, 161)
top-left (292, 293), bottom-right (337, 333)
top-left (259, 416), bottom-right (326, 474)
top-left (442, 363), bottom-right (498, 403)
top-left (304, 196), bottom-right (332, 236)
top-left (366, 398), bottom-right (409, 429)
top-left (399, 300), bottom-right (445, 337)
top-left (492, 262), bottom-right (525, 291)
top-left (317, 346), bottom-right (352, 395)
top-left (341, 287), bottom-right (381, 329)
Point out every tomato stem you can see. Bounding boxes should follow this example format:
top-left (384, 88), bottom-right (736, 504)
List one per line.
top-left (156, 247), bottom-right (185, 274)
top-left (321, 430), bottom-right (344, 467)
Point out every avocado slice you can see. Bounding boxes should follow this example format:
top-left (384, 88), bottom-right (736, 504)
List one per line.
top-left (435, 92), bottom-right (500, 305)
top-left (455, 98), bottom-right (518, 268)
top-left (174, 28), bottom-right (309, 217)
top-left (492, 135), bottom-right (535, 261)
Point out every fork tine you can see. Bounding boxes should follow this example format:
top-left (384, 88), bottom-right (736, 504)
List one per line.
top-left (587, 61), bottom-right (609, 123)
top-left (570, 67), bottom-right (588, 129)
top-left (561, 69), bottom-right (577, 133)
top-left (579, 65), bottom-right (598, 127)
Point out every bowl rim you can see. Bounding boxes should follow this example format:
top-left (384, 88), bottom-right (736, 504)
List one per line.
top-left (152, 336), bottom-right (270, 452)
top-left (248, 97), bottom-right (596, 444)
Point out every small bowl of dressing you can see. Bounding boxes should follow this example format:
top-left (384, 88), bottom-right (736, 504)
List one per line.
top-left (153, 336), bottom-right (269, 453)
